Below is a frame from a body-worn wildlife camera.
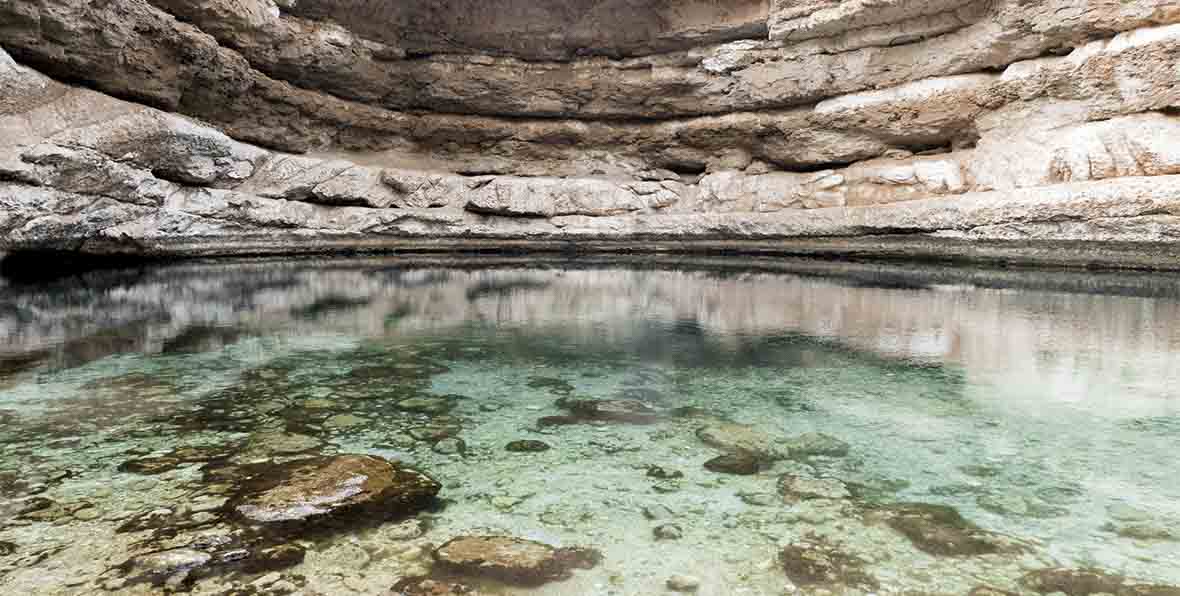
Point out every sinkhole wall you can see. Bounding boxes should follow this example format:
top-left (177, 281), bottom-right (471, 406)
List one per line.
top-left (2, 0), bottom-right (1180, 266)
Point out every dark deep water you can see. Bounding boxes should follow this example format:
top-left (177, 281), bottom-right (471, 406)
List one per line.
top-left (0, 256), bottom-right (1178, 595)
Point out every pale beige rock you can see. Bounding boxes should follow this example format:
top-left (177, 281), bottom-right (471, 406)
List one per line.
top-left (3, 4), bottom-right (1180, 265)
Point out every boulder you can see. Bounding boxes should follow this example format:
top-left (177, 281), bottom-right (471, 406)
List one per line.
top-left (229, 455), bottom-right (440, 524)
top-left (695, 422), bottom-right (783, 461)
top-left (779, 536), bottom-right (878, 591)
top-left (432, 536), bottom-right (600, 586)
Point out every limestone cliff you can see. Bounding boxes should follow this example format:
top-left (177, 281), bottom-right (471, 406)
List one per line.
top-left (2, 0), bottom-right (1180, 266)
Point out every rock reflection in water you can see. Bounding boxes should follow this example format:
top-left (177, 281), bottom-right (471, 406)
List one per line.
top-left (0, 256), bottom-right (1177, 595)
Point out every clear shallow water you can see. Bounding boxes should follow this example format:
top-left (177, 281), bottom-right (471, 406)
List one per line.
top-left (0, 257), bottom-right (1178, 595)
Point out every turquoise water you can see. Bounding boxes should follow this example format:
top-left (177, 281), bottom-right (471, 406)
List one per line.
top-left (0, 257), bottom-right (1178, 595)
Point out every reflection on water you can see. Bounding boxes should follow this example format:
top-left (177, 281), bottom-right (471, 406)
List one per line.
top-left (0, 256), bottom-right (1178, 595)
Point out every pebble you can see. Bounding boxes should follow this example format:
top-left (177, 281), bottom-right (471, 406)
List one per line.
top-left (432, 438), bottom-right (467, 455)
top-left (667, 574), bottom-right (701, 592)
top-left (704, 453), bottom-right (761, 475)
top-left (252, 572), bottom-right (281, 587)
top-left (653, 523), bottom-right (683, 540)
top-left (784, 432), bottom-right (850, 458)
top-left (325, 414), bottom-right (366, 429)
top-left (505, 440), bottom-right (551, 452)
top-left (642, 504), bottom-right (676, 520)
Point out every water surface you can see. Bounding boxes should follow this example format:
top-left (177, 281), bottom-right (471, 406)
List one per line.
top-left (1, 257), bottom-right (1178, 595)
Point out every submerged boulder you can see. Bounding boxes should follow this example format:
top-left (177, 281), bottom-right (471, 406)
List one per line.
top-left (556, 398), bottom-right (664, 424)
top-left (779, 535), bottom-right (878, 591)
top-left (229, 454), bottom-right (440, 524)
top-left (784, 432), bottom-right (850, 458)
top-left (505, 440), bottom-right (551, 452)
top-left (695, 421), bottom-right (783, 461)
top-left (119, 548), bottom-right (213, 587)
top-left (874, 503), bottom-right (1025, 557)
top-left (778, 475), bottom-right (851, 503)
top-left (704, 453), bottom-right (762, 475)
top-left (1020, 568), bottom-right (1180, 596)
top-left (432, 536), bottom-right (601, 586)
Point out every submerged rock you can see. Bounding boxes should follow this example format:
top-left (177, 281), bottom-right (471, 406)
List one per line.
top-left (325, 413), bottom-right (367, 429)
top-left (245, 432), bottom-right (322, 456)
top-left (397, 396), bottom-right (457, 415)
top-left (229, 454), bottom-right (440, 524)
top-left (653, 523), bottom-right (684, 541)
top-left (432, 438), bottom-right (467, 455)
top-left (556, 398), bottom-right (664, 424)
top-left (527, 376), bottom-right (575, 395)
top-left (536, 415), bottom-right (582, 428)
top-left (968, 587), bottom-right (1019, 596)
top-left (1020, 568), bottom-right (1180, 596)
top-left (779, 535), bottom-right (878, 591)
top-left (646, 465), bottom-right (684, 479)
top-left (393, 576), bottom-right (482, 595)
top-left (119, 548), bottom-right (213, 587)
top-left (666, 574), bottom-right (701, 592)
top-left (244, 544), bottom-right (307, 574)
top-left (409, 425), bottom-right (462, 442)
top-left (695, 422), bottom-right (782, 462)
top-left (432, 536), bottom-right (601, 586)
top-left (704, 453), bottom-right (762, 475)
top-left (1102, 504), bottom-right (1177, 540)
top-left (784, 433), bottom-right (850, 458)
top-left (778, 475), bottom-right (851, 503)
top-left (875, 503), bottom-right (1024, 557)
top-left (505, 440), bottom-right (551, 452)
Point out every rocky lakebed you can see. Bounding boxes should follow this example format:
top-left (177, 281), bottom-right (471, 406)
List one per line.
top-left (0, 259), bottom-right (1178, 595)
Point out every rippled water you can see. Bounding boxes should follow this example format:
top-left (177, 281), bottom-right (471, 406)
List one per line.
top-left (1, 256), bottom-right (1179, 595)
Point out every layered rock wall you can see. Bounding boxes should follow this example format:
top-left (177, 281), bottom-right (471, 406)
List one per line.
top-left (2, 0), bottom-right (1180, 265)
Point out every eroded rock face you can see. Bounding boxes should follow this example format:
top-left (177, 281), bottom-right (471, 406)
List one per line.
top-left (2, 0), bottom-right (1180, 264)
top-left (229, 455), bottom-right (440, 524)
